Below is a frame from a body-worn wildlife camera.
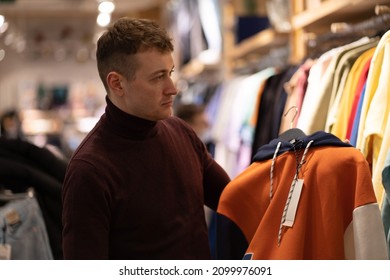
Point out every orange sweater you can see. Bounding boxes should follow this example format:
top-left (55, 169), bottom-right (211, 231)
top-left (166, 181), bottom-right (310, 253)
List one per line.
top-left (217, 132), bottom-right (388, 259)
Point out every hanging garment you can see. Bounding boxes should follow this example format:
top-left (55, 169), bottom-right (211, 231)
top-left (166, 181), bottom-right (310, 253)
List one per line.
top-left (210, 76), bottom-right (248, 178)
top-left (0, 195), bottom-right (53, 260)
top-left (279, 59), bottom-right (315, 134)
top-left (251, 66), bottom-right (297, 159)
top-left (226, 67), bottom-right (276, 177)
top-left (297, 37), bottom-right (372, 134)
top-left (167, 0), bottom-right (207, 65)
top-left (0, 138), bottom-right (66, 259)
top-left (346, 57), bottom-right (372, 141)
top-left (217, 131), bottom-right (388, 259)
top-left (349, 83), bottom-right (367, 146)
top-left (0, 138), bottom-right (67, 182)
top-left (326, 43), bottom-right (378, 137)
top-left (356, 30), bottom-right (390, 207)
top-left (0, 157), bottom-right (63, 259)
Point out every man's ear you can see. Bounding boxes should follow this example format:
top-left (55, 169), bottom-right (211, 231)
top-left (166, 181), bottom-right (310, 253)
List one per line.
top-left (107, 72), bottom-right (124, 96)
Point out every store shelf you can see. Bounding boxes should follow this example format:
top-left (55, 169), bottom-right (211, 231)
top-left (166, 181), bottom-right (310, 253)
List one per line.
top-left (229, 28), bottom-right (289, 59)
top-left (291, 0), bottom-right (390, 31)
top-left (179, 58), bottom-right (222, 81)
top-left (223, 0), bottom-right (390, 75)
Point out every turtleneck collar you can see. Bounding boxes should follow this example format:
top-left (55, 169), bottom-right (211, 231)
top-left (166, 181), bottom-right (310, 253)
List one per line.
top-left (103, 96), bottom-right (158, 140)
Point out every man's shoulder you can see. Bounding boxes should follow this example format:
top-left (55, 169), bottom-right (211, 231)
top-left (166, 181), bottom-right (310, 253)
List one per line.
top-left (69, 125), bottom-right (108, 164)
top-left (163, 115), bottom-right (184, 125)
top-left (162, 116), bottom-right (192, 131)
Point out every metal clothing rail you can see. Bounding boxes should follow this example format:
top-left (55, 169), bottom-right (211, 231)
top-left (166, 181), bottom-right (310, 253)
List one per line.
top-left (330, 12), bottom-right (390, 36)
top-left (306, 11), bottom-right (390, 58)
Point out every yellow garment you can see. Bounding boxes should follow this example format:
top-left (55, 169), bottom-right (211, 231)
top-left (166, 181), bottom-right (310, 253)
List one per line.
top-left (326, 40), bottom-right (378, 135)
top-left (298, 37), bottom-right (371, 134)
top-left (330, 47), bottom-right (376, 139)
top-left (369, 42), bottom-right (390, 207)
top-left (356, 30), bottom-right (390, 206)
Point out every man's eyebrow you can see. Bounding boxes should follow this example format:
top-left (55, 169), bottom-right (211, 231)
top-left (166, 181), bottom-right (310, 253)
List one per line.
top-left (149, 66), bottom-right (175, 77)
top-left (148, 69), bottom-right (167, 77)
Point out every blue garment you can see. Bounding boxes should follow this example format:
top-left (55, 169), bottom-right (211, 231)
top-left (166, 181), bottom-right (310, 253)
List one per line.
top-left (350, 82), bottom-right (366, 146)
top-left (0, 196), bottom-right (53, 259)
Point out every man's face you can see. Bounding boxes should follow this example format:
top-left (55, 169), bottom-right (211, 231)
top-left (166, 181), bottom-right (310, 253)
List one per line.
top-left (2, 116), bottom-right (20, 139)
top-left (120, 49), bottom-right (178, 121)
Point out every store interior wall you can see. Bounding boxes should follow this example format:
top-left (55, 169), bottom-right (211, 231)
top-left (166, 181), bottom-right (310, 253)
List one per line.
top-left (0, 0), bottom-right (168, 154)
top-left (2, 0), bottom-right (390, 260)
top-left (0, 49), bottom-right (105, 113)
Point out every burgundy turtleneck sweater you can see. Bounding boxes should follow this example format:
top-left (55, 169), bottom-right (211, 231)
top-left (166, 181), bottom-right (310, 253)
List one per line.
top-left (62, 97), bottom-right (230, 259)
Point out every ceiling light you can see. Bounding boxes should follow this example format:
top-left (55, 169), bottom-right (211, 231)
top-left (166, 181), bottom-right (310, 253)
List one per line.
top-left (98, 1), bottom-right (115, 14)
top-left (0, 21), bottom-right (8, 33)
top-left (97, 13), bottom-right (111, 27)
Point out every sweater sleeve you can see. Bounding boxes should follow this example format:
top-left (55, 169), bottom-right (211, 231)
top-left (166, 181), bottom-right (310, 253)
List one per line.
top-left (62, 159), bottom-right (111, 259)
top-left (203, 155), bottom-right (231, 211)
top-left (345, 203), bottom-right (389, 259)
top-left (173, 116), bottom-right (231, 211)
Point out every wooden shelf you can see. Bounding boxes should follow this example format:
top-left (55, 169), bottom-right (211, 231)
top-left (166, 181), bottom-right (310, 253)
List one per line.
top-left (291, 0), bottom-right (390, 31)
top-left (222, 0), bottom-right (390, 76)
top-left (229, 28), bottom-right (289, 59)
top-left (179, 58), bottom-right (222, 81)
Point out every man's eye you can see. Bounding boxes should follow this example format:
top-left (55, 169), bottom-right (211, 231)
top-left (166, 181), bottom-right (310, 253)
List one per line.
top-left (156, 74), bottom-right (165, 80)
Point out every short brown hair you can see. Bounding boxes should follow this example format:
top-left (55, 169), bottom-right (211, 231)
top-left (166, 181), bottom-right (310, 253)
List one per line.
top-left (96, 17), bottom-right (174, 92)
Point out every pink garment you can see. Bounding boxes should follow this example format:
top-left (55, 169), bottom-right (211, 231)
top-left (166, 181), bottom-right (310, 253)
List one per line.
top-left (294, 59), bottom-right (315, 126)
top-left (280, 59), bottom-right (315, 134)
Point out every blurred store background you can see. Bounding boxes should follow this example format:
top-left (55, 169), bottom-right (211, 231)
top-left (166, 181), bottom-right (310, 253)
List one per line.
top-left (1, 0), bottom-right (389, 162)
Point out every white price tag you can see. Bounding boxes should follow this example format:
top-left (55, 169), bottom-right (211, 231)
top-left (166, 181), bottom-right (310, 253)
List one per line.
top-left (283, 179), bottom-right (304, 227)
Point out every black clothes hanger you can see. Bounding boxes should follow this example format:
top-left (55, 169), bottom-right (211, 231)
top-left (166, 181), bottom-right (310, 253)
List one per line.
top-left (278, 128), bottom-right (306, 143)
top-left (278, 106), bottom-right (306, 143)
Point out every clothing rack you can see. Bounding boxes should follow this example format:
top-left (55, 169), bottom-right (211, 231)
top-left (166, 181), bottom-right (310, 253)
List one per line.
top-left (331, 12), bottom-right (390, 37)
top-left (233, 45), bottom-right (290, 75)
top-left (306, 11), bottom-right (390, 58)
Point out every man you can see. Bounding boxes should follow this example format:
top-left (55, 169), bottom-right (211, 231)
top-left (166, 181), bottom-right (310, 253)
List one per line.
top-left (62, 17), bottom-right (230, 260)
top-left (0, 109), bottom-right (23, 139)
top-left (175, 103), bottom-right (210, 143)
